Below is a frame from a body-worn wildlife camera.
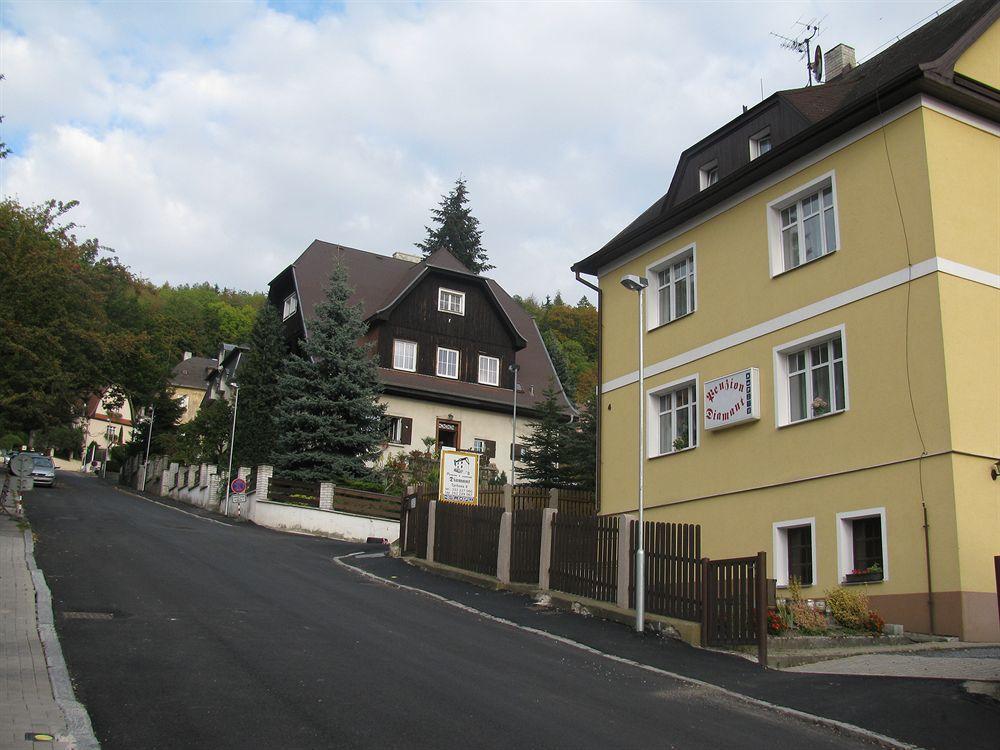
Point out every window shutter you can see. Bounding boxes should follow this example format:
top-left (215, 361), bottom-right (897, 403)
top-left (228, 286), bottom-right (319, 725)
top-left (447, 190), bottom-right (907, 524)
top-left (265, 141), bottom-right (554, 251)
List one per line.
top-left (400, 417), bottom-right (412, 446)
top-left (484, 440), bottom-right (496, 459)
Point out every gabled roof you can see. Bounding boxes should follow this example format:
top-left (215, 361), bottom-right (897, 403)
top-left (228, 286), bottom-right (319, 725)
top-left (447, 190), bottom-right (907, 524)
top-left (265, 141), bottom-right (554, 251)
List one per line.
top-left (169, 356), bottom-right (218, 390)
top-left (574, 0), bottom-right (1000, 275)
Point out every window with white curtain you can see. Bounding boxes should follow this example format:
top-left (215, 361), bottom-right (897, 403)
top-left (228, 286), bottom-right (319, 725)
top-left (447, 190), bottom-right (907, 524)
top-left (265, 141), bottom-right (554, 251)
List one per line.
top-left (478, 355), bottom-right (500, 386)
top-left (652, 249), bottom-right (696, 327)
top-left (392, 340), bottom-right (417, 372)
top-left (768, 174), bottom-right (839, 275)
top-left (436, 347), bottom-right (459, 379)
top-left (438, 288), bottom-right (465, 315)
top-left (650, 380), bottom-right (698, 456)
top-left (774, 327), bottom-right (848, 426)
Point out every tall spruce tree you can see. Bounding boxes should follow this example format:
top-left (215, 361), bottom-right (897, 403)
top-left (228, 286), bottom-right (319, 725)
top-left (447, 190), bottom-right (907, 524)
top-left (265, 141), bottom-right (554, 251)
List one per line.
top-left (518, 381), bottom-right (570, 487)
top-left (272, 263), bottom-right (386, 482)
top-left (233, 303), bottom-right (285, 469)
top-left (560, 392), bottom-right (597, 491)
top-left (416, 177), bottom-right (494, 273)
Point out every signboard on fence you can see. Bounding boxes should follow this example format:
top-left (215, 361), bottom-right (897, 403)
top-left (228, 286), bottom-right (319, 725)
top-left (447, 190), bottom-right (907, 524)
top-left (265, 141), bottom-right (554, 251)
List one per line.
top-left (704, 367), bottom-right (760, 431)
top-left (438, 449), bottom-right (480, 504)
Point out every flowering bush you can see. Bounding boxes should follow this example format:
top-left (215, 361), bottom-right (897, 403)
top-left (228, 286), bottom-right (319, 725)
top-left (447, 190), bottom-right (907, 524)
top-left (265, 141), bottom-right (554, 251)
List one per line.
top-left (825, 586), bottom-right (870, 630)
top-left (865, 610), bottom-right (885, 634)
top-left (767, 609), bottom-right (788, 635)
top-left (790, 602), bottom-right (828, 634)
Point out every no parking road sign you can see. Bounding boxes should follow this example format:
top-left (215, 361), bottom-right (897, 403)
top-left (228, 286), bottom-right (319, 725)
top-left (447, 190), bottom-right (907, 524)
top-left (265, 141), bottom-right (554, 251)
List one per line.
top-left (230, 477), bottom-right (247, 495)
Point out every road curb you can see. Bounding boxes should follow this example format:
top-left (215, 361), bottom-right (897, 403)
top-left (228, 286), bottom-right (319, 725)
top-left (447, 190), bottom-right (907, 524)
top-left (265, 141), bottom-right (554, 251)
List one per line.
top-left (22, 528), bottom-right (102, 750)
top-left (336, 554), bottom-right (923, 750)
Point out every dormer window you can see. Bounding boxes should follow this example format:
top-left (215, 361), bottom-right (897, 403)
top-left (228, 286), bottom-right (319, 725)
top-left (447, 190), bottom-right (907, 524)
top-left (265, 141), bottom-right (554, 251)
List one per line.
top-left (438, 288), bottom-right (465, 315)
top-left (750, 128), bottom-right (772, 160)
top-left (699, 161), bottom-right (719, 191)
top-left (282, 293), bottom-right (298, 320)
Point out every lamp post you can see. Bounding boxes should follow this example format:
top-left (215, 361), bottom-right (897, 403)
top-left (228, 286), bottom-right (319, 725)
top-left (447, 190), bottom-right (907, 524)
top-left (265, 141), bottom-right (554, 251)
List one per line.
top-left (223, 383), bottom-right (240, 516)
top-left (143, 404), bottom-right (156, 468)
top-left (509, 363), bottom-right (520, 487)
top-left (621, 273), bottom-right (649, 633)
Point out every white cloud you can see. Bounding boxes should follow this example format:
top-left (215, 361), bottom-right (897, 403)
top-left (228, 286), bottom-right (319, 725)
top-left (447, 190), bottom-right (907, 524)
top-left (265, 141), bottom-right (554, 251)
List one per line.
top-left (1, 0), bottom-right (950, 300)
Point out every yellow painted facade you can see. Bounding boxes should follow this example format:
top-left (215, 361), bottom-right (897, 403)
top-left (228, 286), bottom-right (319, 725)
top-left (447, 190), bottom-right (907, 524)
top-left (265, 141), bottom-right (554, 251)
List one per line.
top-left (169, 385), bottom-right (206, 424)
top-left (595, 86), bottom-right (999, 640)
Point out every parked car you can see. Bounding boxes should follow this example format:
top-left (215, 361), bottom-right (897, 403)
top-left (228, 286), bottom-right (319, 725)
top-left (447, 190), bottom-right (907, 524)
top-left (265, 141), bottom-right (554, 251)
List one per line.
top-left (29, 456), bottom-right (57, 487)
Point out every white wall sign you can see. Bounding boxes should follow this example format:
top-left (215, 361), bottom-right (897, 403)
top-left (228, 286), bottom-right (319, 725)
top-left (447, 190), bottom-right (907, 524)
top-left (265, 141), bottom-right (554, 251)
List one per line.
top-left (704, 368), bottom-right (760, 430)
top-left (438, 449), bottom-right (480, 504)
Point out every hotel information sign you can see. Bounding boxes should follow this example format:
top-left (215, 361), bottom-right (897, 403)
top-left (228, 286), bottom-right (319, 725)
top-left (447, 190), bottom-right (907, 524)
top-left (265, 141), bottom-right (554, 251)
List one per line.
top-left (704, 368), bottom-right (760, 430)
top-left (438, 449), bottom-right (480, 504)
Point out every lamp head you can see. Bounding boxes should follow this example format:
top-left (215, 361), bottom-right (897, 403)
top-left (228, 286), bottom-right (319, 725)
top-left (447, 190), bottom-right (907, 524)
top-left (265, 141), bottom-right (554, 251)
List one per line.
top-left (620, 274), bottom-right (648, 292)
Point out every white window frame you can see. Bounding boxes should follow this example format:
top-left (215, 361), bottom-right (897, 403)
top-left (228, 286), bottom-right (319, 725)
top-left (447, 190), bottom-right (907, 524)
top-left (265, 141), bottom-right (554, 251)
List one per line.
top-left (699, 160), bottom-right (719, 191)
top-left (478, 354), bottom-right (500, 386)
top-left (282, 293), bottom-right (298, 321)
top-left (766, 171), bottom-right (840, 277)
top-left (836, 507), bottom-right (889, 583)
top-left (436, 347), bottom-right (459, 379)
top-left (392, 339), bottom-right (417, 372)
top-left (773, 517), bottom-right (817, 588)
top-left (386, 416), bottom-right (404, 444)
top-left (645, 244), bottom-right (697, 330)
top-left (473, 438), bottom-right (487, 454)
top-left (438, 288), bottom-right (466, 315)
top-left (646, 374), bottom-right (699, 459)
top-left (773, 324), bottom-right (849, 428)
top-left (750, 127), bottom-right (772, 160)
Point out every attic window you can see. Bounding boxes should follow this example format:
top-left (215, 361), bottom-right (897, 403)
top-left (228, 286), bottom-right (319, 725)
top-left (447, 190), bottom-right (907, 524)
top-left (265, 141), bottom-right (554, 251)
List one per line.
top-left (750, 128), bottom-right (772, 160)
top-left (438, 288), bottom-right (465, 315)
top-left (699, 161), bottom-right (719, 191)
top-left (282, 293), bottom-right (298, 321)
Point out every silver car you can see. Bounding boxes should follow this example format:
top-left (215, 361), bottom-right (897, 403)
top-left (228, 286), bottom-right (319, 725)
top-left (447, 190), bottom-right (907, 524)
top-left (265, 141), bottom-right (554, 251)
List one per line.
top-left (29, 456), bottom-right (57, 487)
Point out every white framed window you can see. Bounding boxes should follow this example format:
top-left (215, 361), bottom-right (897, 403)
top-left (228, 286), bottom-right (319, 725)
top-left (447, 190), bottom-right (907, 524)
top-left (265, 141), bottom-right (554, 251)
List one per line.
top-left (773, 325), bottom-right (848, 426)
top-left (282, 293), bottom-right (298, 320)
top-left (438, 288), bottom-right (466, 315)
top-left (767, 172), bottom-right (839, 276)
top-left (386, 416), bottom-right (404, 443)
top-left (773, 518), bottom-right (816, 587)
top-left (473, 438), bottom-right (487, 454)
top-left (836, 508), bottom-right (888, 584)
top-left (699, 160), bottom-right (719, 190)
top-left (436, 347), bottom-right (459, 379)
top-left (392, 339), bottom-right (417, 372)
top-left (178, 395), bottom-right (189, 411)
top-left (478, 355), bottom-right (500, 386)
top-left (647, 376), bottom-right (699, 458)
top-left (647, 245), bottom-right (696, 328)
top-left (750, 127), bottom-right (772, 160)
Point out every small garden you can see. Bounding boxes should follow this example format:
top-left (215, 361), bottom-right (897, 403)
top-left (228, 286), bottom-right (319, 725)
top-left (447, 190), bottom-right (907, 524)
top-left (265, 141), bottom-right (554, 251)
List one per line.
top-left (767, 577), bottom-right (885, 637)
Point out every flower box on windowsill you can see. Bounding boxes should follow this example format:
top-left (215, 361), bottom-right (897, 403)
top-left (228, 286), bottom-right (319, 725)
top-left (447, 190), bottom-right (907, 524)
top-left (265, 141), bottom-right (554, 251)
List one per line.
top-left (844, 571), bottom-right (884, 584)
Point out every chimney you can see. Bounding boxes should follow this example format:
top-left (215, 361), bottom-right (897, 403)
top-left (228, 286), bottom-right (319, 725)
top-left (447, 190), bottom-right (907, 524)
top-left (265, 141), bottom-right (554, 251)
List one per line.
top-left (392, 251), bottom-right (422, 263)
top-left (824, 44), bottom-right (857, 82)
top-left (183, 351), bottom-right (192, 360)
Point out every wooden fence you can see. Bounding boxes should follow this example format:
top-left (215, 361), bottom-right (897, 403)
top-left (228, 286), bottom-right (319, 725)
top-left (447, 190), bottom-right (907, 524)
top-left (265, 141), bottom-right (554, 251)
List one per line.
top-left (549, 514), bottom-right (619, 603)
top-left (510, 508), bottom-right (543, 584)
top-left (628, 521), bottom-right (702, 622)
top-left (478, 485), bottom-right (506, 508)
top-left (332, 487), bottom-right (401, 520)
top-left (433, 503), bottom-right (504, 576)
top-left (558, 489), bottom-right (597, 516)
top-left (269, 478), bottom-right (320, 507)
top-left (704, 552), bottom-right (767, 666)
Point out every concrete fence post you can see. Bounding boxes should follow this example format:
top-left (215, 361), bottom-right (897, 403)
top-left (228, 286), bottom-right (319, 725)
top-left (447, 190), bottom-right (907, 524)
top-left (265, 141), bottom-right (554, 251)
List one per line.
top-left (135, 464), bottom-right (147, 493)
top-left (162, 462), bottom-right (178, 497)
top-left (503, 483), bottom-right (513, 513)
top-left (238, 466), bottom-right (251, 481)
top-left (256, 465), bottom-right (274, 501)
top-left (200, 463), bottom-right (209, 487)
top-left (497, 511), bottom-right (513, 584)
top-left (426, 501), bottom-right (437, 562)
top-left (548, 487), bottom-right (560, 510)
top-left (208, 472), bottom-right (221, 509)
top-left (616, 514), bottom-right (637, 610)
top-left (539, 508), bottom-right (557, 590)
top-left (319, 482), bottom-right (335, 511)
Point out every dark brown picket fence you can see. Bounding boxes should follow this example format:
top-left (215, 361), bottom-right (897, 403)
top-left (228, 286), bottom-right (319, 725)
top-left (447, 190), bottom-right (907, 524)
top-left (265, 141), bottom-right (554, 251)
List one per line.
top-left (628, 521), bottom-right (702, 622)
top-left (704, 553), bottom-right (766, 660)
top-left (332, 487), bottom-right (401, 520)
top-left (549, 514), bottom-right (619, 602)
top-left (433, 502), bottom-right (504, 576)
top-left (510, 508), bottom-right (543, 583)
top-left (479, 486), bottom-right (506, 508)
top-left (558, 489), bottom-right (597, 516)
top-left (269, 478), bottom-right (320, 507)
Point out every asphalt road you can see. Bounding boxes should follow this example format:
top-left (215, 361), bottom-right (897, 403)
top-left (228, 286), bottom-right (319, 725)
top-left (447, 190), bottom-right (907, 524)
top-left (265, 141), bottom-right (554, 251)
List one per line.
top-left (24, 474), bottom-right (998, 750)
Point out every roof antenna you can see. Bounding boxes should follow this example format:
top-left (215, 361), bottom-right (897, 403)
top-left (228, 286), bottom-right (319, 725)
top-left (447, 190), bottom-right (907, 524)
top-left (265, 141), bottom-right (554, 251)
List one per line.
top-left (771, 18), bottom-right (825, 86)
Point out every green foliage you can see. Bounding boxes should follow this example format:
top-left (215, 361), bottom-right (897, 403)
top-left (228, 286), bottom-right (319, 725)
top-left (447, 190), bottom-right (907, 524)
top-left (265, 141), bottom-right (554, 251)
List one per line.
top-left (560, 392), bottom-right (597, 490)
top-left (416, 177), bottom-right (494, 273)
top-left (789, 602), bottom-right (828, 634)
top-left (106, 445), bottom-right (127, 472)
top-left (147, 282), bottom-right (264, 358)
top-left (127, 389), bottom-right (186, 458)
top-left (0, 432), bottom-right (27, 450)
top-left (824, 586), bottom-right (871, 630)
top-left (35, 425), bottom-right (84, 455)
top-left (233, 304), bottom-right (286, 468)
top-left (518, 381), bottom-right (570, 487)
top-left (273, 263), bottom-right (386, 482)
top-left (191, 399), bottom-right (233, 465)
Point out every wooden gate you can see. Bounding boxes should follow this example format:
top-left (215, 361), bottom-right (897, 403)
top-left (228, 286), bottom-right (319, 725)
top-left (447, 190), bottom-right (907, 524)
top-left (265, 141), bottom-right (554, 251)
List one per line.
top-left (433, 503), bottom-right (504, 576)
top-left (704, 551), bottom-right (767, 666)
top-left (628, 521), bottom-right (702, 622)
top-left (549, 514), bottom-right (618, 602)
top-left (401, 494), bottom-right (431, 557)
top-left (510, 508), bottom-right (543, 583)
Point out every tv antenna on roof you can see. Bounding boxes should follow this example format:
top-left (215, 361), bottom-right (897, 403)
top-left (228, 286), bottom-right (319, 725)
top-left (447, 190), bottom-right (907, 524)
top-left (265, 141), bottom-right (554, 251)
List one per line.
top-left (771, 19), bottom-right (825, 86)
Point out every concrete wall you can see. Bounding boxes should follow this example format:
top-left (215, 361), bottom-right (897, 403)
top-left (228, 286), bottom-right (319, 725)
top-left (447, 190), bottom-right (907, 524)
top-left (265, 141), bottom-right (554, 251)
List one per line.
top-left (250, 499), bottom-right (398, 544)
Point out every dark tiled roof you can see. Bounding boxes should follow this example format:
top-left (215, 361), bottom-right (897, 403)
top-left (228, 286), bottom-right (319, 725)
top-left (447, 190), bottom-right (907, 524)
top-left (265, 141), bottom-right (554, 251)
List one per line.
top-left (169, 357), bottom-right (217, 390)
top-left (575, 0), bottom-right (1000, 274)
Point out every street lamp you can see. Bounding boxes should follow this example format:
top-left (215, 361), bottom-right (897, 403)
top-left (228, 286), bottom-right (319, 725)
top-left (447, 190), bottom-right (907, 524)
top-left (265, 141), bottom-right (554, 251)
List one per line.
top-left (143, 404), bottom-right (156, 468)
top-left (621, 273), bottom-right (649, 633)
top-left (509, 363), bottom-right (520, 487)
top-left (223, 383), bottom-right (240, 516)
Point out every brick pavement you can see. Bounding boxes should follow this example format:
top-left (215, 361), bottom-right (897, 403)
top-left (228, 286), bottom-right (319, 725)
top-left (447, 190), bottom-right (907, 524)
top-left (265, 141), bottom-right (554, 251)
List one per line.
top-left (0, 516), bottom-right (97, 750)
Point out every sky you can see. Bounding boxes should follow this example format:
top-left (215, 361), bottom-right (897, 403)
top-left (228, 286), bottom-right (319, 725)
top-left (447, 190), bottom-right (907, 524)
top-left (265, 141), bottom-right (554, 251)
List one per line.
top-left (0, 0), bottom-right (955, 302)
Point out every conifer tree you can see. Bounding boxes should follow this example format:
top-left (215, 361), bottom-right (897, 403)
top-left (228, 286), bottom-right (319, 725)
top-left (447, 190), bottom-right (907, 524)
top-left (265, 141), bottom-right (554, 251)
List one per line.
top-left (272, 263), bottom-right (386, 482)
top-left (518, 381), bottom-right (570, 487)
top-left (233, 303), bottom-right (285, 469)
top-left (560, 392), bottom-right (597, 491)
top-left (416, 177), bottom-right (494, 273)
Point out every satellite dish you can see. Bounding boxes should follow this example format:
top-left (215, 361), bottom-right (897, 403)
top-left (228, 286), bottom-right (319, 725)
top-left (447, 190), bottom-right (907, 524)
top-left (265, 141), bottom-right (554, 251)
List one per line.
top-left (813, 45), bottom-right (824, 82)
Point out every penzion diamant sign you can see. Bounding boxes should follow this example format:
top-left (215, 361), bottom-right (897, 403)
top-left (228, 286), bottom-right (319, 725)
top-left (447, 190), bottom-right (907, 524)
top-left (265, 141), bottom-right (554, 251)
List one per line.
top-left (704, 368), bottom-right (760, 430)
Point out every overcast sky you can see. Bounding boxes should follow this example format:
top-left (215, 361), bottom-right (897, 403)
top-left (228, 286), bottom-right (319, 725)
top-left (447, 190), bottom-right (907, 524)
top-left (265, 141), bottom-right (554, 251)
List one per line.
top-left (1, 0), bottom-right (953, 302)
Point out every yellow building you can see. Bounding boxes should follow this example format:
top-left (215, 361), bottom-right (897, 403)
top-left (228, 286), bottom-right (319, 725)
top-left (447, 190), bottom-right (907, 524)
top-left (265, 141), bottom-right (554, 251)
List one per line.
top-left (169, 353), bottom-right (218, 423)
top-left (573, 0), bottom-right (999, 641)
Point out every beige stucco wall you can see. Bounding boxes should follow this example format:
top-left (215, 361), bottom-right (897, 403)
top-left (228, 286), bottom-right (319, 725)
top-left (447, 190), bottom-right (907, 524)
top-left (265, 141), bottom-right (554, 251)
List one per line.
top-left (82, 393), bottom-right (135, 454)
top-left (953, 17), bottom-right (999, 88)
top-left (170, 385), bottom-right (206, 424)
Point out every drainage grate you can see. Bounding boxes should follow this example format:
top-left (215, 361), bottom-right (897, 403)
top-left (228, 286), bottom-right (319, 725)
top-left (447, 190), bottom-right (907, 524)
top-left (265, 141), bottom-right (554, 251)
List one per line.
top-left (62, 611), bottom-right (115, 620)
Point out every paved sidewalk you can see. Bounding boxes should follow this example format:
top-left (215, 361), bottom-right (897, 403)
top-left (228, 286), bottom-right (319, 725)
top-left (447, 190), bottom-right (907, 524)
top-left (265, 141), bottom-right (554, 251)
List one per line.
top-left (787, 647), bottom-right (1000, 680)
top-left (0, 517), bottom-right (98, 750)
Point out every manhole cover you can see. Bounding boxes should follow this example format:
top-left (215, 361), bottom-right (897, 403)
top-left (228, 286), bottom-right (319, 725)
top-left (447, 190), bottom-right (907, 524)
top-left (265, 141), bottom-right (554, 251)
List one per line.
top-left (62, 611), bottom-right (115, 620)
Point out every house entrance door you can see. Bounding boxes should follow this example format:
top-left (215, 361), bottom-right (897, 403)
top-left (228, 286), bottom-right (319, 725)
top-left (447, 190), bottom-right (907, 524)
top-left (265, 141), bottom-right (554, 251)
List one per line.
top-left (436, 419), bottom-right (461, 450)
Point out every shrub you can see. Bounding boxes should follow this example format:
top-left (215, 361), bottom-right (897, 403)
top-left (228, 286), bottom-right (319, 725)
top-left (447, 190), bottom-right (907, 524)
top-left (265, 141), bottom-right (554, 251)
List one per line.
top-left (865, 610), bottom-right (885, 634)
top-left (787, 576), bottom-right (804, 604)
top-left (825, 586), bottom-right (871, 630)
top-left (767, 609), bottom-right (788, 635)
top-left (790, 602), bottom-right (828, 634)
